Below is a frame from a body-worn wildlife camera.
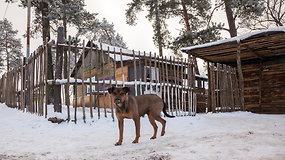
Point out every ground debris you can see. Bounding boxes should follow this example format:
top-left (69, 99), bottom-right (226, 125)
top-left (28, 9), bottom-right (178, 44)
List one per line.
top-left (48, 117), bottom-right (65, 124)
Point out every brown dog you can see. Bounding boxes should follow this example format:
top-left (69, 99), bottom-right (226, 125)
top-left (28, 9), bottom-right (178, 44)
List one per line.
top-left (108, 86), bottom-right (175, 146)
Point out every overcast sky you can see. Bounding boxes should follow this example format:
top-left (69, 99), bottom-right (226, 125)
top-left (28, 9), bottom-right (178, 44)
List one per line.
top-left (0, 0), bottom-right (229, 56)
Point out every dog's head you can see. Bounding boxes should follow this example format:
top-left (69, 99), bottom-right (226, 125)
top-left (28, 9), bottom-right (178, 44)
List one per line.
top-left (108, 87), bottom-right (130, 107)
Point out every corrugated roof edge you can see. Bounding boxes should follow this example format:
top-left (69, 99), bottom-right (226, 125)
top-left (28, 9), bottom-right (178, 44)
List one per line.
top-left (181, 26), bottom-right (285, 52)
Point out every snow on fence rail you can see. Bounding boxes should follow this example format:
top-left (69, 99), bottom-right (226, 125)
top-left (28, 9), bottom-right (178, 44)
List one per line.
top-left (0, 27), bottom-right (208, 122)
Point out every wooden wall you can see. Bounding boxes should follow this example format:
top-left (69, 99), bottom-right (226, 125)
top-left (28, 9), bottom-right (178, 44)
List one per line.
top-left (73, 94), bottom-right (112, 108)
top-left (242, 56), bottom-right (285, 113)
top-left (74, 65), bottom-right (129, 105)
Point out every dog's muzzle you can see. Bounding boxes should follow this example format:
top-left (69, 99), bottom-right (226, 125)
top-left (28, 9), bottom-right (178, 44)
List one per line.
top-left (114, 98), bottom-right (122, 104)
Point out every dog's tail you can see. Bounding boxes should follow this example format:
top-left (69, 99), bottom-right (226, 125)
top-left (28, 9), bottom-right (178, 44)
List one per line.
top-left (163, 102), bottom-right (175, 118)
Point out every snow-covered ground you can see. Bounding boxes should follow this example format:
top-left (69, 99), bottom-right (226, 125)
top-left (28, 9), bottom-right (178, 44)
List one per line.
top-left (0, 103), bottom-right (285, 160)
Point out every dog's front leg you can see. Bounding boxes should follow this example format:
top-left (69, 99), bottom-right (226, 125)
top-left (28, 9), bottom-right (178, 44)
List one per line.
top-left (132, 117), bottom-right (140, 143)
top-left (115, 118), bottom-right (124, 146)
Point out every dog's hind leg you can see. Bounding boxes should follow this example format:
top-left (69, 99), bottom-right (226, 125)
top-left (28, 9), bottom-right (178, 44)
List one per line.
top-left (154, 116), bottom-right (166, 136)
top-left (147, 114), bottom-right (158, 139)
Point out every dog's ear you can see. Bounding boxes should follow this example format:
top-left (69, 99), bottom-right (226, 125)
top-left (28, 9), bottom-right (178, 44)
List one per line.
top-left (107, 87), bottom-right (115, 94)
top-left (122, 87), bottom-right (130, 94)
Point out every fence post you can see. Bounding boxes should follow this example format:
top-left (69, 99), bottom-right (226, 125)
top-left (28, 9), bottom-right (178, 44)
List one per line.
top-left (54, 27), bottom-right (65, 113)
top-left (207, 62), bottom-right (211, 112)
top-left (236, 40), bottom-right (245, 111)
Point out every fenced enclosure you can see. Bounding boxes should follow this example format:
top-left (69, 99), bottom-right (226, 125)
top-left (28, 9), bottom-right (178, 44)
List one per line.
top-left (0, 27), bottom-right (208, 122)
top-left (207, 63), bottom-right (243, 112)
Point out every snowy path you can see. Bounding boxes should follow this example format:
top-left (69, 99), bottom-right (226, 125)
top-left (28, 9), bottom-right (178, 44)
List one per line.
top-left (0, 103), bottom-right (285, 160)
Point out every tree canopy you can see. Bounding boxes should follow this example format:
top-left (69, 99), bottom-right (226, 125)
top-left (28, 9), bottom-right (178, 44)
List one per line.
top-left (0, 19), bottom-right (23, 73)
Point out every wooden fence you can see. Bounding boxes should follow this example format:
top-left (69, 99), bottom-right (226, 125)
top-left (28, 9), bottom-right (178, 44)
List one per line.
top-left (0, 45), bottom-right (48, 116)
top-left (0, 27), bottom-right (208, 122)
top-left (207, 63), bottom-right (242, 112)
top-left (50, 39), bottom-right (200, 122)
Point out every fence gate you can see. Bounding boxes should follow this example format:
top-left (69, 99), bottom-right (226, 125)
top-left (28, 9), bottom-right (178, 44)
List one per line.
top-left (207, 63), bottom-right (243, 112)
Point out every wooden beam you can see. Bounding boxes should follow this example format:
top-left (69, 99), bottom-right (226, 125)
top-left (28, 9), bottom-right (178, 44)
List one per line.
top-left (236, 40), bottom-right (245, 111)
top-left (244, 44), bottom-right (264, 59)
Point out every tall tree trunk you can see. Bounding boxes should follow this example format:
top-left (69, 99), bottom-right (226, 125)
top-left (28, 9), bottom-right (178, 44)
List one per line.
top-left (155, 3), bottom-right (163, 56)
top-left (40, 1), bottom-right (54, 104)
top-left (181, 3), bottom-right (200, 75)
top-left (62, 0), bottom-right (67, 39)
top-left (224, 0), bottom-right (237, 37)
top-left (182, 3), bottom-right (191, 32)
top-left (5, 38), bottom-right (9, 72)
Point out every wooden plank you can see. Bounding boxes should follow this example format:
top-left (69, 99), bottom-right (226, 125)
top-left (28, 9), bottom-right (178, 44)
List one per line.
top-left (110, 79), bottom-right (114, 121)
top-left (187, 58), bottom-right (191, 115)
top-left (138, 51), bottom-right (143, 95)
top-left (100, 43), bottom-right (107, 118)
top-left (35, 51), bottom-right (39, 113)
top-left (173, 57), bottom-right (178, 116)
top-left (181, 58), bottom-right (185, 115)
top-left (207, 62), bottom-right (211, 112)
top-left (88, 43), bottom-right (93, 119)
top-left (144, 52), bottom-right (147, 93)
top-left (161, 56), bottom-right (166, 104)
top-left (133, 50), bottom-right (137, 96)
top-left (158, 55), bottom-right (163, 99)
top-left (113, 47), bottom-right (117, 86)
top-left (95, 47), bottom-right (100, 119)
top-left (38, 51), bottom-right (42, 115)
top-left (74, 38), bottom-right (78, 123)
top-left (169, 56), bottom-right (174, 116)
top-left (44, 39), bottom-right (48, 118)
top-left (149, 52), bottom-right (153, 94)
top-left (154, 53), bottom-right (158, 94)
top-left (81, 40), bottom-right (86, 122)
top-left (165, 56), bottom-right (171, 115)
top-left (120, 49), bottom-right (125, 87)
top-left (67, 36), bottom-right (71, 121)
top-left (212, 64), bottom-right (216, 112)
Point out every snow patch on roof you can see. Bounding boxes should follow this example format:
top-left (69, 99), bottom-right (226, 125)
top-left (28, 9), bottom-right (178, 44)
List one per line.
top-left (92, 41), bottom-right (143, 61)
top-left (181, 26), bottom-right (285, 51)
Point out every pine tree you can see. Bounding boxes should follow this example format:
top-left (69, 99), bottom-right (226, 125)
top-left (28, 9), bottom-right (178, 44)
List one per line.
top-left (76, 18), bottom-right (127, 48)
top-left (16, 0), bottom-right (98, 106)
top-left (126, 0), bottom-right (171, 56)
top-left (216, 0), bottom-right (265, 37)
top-left (248, 0), bottom-right (284, 29)
top-left (163, 0), bottom-right (223, 53)
top-left (0, 19), bottom-right (23, 73)
top-left (19, 0), bottom-right (96, 39)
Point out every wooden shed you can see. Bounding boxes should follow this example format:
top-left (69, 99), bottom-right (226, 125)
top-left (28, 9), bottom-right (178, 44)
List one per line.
top-left (71, 41), bottom-right (208, 112)
top-left (182, 26), bottom-right (285, 113)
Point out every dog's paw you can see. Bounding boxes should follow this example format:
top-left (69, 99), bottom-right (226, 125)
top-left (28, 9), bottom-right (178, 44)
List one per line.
top-left (161, 131), bottom-right (165, 136)
top-left (150, 136), bottom-right (157, 139)
top-left (115, 141), bottom-right (122, 146)
top-left (132, 140), bottom-right (138, 144)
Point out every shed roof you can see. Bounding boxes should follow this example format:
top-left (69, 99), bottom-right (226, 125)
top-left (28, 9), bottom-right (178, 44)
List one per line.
top-left (181, 26), bottom-right (285, 64)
